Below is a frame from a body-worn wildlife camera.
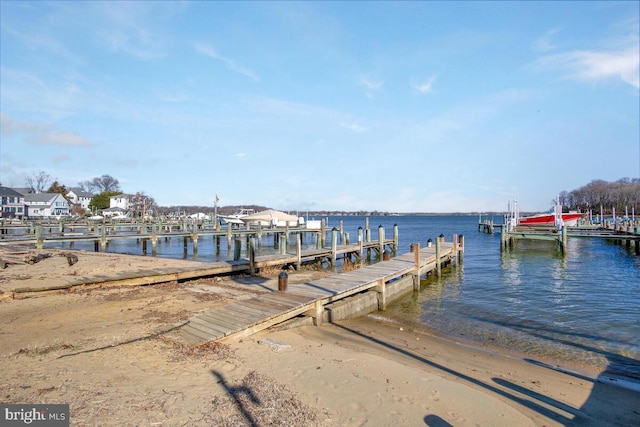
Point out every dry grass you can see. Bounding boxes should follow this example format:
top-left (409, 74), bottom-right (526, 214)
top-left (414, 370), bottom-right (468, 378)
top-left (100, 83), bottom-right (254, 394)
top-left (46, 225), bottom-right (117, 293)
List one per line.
top-left (257, 265), bottom-right (286, 276)
top-left (211, 371), bottom-right (320, 427)
top-left (15, 341), bottom-right (75, 357)
top-left (168, 340), bottom-right (237, 361)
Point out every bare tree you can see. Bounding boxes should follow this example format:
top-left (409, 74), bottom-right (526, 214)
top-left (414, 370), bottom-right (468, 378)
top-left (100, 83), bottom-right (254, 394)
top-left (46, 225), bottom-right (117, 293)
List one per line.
top-left (128, 192), bottom-right (156, 219)
top-left (25, 171), bottom-right (52, 193)
top-left (80, 175), bottom-right (121, 193)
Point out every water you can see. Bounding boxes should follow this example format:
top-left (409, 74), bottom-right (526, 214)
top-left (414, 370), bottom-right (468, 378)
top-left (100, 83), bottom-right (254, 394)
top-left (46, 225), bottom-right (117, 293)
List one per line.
top-left (50, 215), bottom-right (640, 379)
top-left (308, 215), bottom-right (640, 380)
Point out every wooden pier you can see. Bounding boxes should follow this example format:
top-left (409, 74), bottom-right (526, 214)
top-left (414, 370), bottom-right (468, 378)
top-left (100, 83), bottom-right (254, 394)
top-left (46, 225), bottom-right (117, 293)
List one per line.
top-left (478, 217), bottom-right (640, 255)
top-left (0, 218), bottom-right (399, 263)
top-left (180, 235), bottom-right (464, 344)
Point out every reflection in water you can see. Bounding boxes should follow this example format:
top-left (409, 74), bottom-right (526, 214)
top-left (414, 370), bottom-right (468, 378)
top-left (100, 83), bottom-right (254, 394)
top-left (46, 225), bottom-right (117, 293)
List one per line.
top-left (383, 222), bottom-right (640, 380)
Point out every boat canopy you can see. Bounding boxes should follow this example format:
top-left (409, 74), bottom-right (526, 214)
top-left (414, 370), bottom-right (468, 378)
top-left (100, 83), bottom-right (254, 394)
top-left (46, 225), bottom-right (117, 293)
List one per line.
top-left (241, 209), bottom-right (299, 226)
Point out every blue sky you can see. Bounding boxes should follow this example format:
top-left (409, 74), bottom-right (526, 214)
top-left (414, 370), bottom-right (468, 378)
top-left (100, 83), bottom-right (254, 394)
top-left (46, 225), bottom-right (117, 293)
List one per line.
top-left (1, 1), bottom-right (638, 213)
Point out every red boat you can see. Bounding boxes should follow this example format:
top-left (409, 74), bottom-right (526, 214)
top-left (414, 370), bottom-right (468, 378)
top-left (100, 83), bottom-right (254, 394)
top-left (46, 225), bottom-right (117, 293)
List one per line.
top-left (518, 212), bottom-right (584, 226)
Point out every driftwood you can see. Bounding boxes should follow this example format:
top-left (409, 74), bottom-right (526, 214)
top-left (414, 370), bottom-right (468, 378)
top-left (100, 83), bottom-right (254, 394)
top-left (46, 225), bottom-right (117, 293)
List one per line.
top-left (24, 253), bottom-right (53, 264)
top-left (0, 251), bottom-right (79, 268)
top-left (59, 252), bottom-right (79, 266)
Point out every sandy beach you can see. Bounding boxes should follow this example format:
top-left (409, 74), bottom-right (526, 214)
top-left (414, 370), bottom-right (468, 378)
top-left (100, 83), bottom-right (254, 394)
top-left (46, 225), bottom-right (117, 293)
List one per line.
top-left (1, 249), bottom-right (638, 426)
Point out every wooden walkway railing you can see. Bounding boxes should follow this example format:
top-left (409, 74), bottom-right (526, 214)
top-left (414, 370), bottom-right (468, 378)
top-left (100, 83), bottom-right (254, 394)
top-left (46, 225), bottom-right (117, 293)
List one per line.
top-left (180, 238), bottom-right (463, 344)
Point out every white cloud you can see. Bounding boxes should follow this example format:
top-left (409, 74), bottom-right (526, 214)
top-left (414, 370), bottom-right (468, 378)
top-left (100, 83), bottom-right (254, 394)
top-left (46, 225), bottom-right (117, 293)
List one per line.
top-left (340, 122), bottom-right (368, 133)
top-left (98, 2), bottom-right (168, 60)
top-left (358, 75), bottom-right (383, 90)
top-left (195, 43), bottom-right (261, 82)
top-left (532, 28), bottom-right (561, 52)
top-left (411, 75), bottom-right (437, 94)
top-left (530, 19), bottom-right (639, 89)
top-left (534, 46), bottom-right (639, 89)
top-left (0, 113), bottom-right (92, 147)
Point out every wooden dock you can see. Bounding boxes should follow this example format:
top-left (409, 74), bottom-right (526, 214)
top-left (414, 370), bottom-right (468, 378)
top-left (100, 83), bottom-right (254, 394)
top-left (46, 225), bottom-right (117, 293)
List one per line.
top-left (180, 236), bottom-right (464, 344)
top-left (484, 220), bottom-right (640, 256)
top-left (0, 218), bottom-right (398, 261)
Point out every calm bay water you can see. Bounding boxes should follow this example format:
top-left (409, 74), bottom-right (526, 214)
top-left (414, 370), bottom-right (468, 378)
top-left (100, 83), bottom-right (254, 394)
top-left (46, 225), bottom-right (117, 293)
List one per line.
top-left (52, 215), bottom-right (640, 379)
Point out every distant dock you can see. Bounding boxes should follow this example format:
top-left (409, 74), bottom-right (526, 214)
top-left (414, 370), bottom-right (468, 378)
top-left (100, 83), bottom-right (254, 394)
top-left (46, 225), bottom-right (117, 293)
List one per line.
top-left (478, 215), bottom-right (640, 255)
top-left (0, 217), bottom-right (397, 263)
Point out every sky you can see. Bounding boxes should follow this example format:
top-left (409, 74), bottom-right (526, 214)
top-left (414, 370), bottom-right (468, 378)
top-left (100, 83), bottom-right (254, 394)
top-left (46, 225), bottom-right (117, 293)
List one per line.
top-left (1, 1), bottom-right (638, 213)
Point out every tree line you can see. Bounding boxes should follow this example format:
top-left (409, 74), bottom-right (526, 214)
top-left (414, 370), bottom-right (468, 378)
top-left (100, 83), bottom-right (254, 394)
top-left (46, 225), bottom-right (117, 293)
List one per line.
top-left (559, 178), bottom-right (640, 214)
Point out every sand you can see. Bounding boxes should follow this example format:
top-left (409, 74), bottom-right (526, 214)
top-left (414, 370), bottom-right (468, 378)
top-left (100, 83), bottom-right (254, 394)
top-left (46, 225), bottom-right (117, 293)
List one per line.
top-left (1, 249), bottom-right (638, 426)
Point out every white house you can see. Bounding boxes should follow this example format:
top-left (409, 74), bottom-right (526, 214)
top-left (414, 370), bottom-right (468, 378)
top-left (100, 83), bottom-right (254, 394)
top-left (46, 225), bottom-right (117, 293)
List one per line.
top-left (24, 193), bottom-right (70, 218)
top-left (110, 194), bottom-right (132, 210)
top-left (66, 188), bottom-right (93, 212)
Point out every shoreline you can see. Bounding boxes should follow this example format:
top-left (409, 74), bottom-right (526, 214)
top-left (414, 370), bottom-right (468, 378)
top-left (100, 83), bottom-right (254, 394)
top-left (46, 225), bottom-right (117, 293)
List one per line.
top-left (1, 249), bottom-right (639, 425)
top-left (231, 315), bottom-right (640, 426)
top-left (364, 311), bottom-right (640, 392)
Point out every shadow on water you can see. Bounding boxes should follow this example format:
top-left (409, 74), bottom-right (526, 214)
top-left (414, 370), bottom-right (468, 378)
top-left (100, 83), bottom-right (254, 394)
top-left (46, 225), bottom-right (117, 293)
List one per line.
top-left (466, 313), bottom-right (640, 379)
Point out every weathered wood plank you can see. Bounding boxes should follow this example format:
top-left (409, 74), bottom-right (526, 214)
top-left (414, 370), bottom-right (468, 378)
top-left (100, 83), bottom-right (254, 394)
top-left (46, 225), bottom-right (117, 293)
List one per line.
top-left (237, 298), bottom-right (292, 314)
top-left (188, 316), bottom-right (232, 336)
top-left (219, 303), bottom-right (266, 320)
top-left (198, 312), bottom-right (244, 330)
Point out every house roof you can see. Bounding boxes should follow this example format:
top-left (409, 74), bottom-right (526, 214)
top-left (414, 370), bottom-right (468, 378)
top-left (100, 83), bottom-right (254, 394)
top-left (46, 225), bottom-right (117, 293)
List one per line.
top-left (24, 192), bottom-right (66, 203)
top-left (68, 187), bottom-right (94, 198)
top-left (0, 186), bottom-right (25, 197)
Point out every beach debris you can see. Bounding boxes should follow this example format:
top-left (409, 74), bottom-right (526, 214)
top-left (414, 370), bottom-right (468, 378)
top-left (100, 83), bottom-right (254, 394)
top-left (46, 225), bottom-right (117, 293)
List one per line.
top-left (24, 253), bottom-right (53, 264)
top-left (257, 338), bottom-right (291, 352)
top-left (59, 252), bottom-right (79, 266)
top-left (0, 249), bottom-right (79, 268)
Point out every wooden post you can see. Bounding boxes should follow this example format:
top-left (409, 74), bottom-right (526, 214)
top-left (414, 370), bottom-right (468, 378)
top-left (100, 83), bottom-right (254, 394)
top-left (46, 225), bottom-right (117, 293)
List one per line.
top-left (435, 237), bottom-right (441, 277)
top-left (357, 227), bottom-right (364, 263)
top-left (412, 242), bottom-right (420, 291)
top-left (192, 231), bottom-right (199, 256)
top-left (458, 235), bottom-right (465, 263)
top-left (151, 224), bottom-right (157, 256)
top-left (249, 237), bottom-right (256, 275)
top-left (312, 301), bottom-right (323, 326)
top-left (365, 217), bottom-right (369, 237)
top-left (100, 225), bottom-right (107, 252)
top-left (35, 225), bottom-right (43, 249)
top-left (378, 225), bottom-right (385, 259)
top-left (452, 234), bottom-right (458, 266)
top-left (331, 227), bottom-right (338, 270)
top-left (296, 233), bottom-right (302, 270)
top-left (234, 236), bottom-right (242, 261)
top-left (374, 279), bottom-right (387, 310)
top-left (339, 220), bottom-right (344, 244)
top-left (393, 224), bottom-right (398, 256)
top-left (282, 230), bottom-right (288, 254)
top-left (501, 227), bottom-right (507, 251)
